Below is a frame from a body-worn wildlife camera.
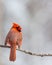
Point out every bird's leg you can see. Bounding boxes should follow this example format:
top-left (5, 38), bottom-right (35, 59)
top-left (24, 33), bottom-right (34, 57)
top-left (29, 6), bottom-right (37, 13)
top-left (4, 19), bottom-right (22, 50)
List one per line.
top-left (18, 45), bottom-right (21, 49)
top-left (5, 43), bottom-right (7, 45)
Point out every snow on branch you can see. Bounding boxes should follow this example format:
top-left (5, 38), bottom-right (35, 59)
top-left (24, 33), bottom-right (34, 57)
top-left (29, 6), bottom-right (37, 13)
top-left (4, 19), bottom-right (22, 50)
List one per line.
top-left (0, 45), bottom-right (52, 57)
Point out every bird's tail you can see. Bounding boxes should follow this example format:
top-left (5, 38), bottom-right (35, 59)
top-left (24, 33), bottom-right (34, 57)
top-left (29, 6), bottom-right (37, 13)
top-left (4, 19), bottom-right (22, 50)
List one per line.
top-left (9, 43), bottom-right (16, 61)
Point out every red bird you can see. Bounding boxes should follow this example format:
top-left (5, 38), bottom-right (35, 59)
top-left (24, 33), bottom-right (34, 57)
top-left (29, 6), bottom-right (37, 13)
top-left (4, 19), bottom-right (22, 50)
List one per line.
top-left (5, 23), bottom-right (22, 61)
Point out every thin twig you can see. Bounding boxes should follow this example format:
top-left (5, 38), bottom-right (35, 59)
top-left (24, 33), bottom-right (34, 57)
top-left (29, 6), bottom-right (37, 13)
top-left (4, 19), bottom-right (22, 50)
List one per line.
top-left (0, 45), bottom-right (52, 57)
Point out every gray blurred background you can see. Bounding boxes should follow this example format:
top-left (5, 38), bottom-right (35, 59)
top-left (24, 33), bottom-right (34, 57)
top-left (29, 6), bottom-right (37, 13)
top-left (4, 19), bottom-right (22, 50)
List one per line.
top-left (0, 0), bottom-right (52, 65)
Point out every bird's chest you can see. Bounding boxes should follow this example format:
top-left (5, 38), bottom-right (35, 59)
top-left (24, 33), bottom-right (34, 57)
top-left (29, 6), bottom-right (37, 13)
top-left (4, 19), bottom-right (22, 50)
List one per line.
top-left (9, 30), bottom-right (20, 44)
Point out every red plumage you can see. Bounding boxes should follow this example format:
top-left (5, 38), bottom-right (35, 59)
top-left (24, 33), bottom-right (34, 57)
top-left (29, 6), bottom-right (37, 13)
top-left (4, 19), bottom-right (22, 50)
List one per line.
top-left (5, 23), bottom-right (22, 61)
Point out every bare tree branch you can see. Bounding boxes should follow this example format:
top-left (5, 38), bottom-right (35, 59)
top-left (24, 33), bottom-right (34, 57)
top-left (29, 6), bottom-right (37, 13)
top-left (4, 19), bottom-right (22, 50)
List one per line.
top-left (0, 45), bottom-right (52, 57)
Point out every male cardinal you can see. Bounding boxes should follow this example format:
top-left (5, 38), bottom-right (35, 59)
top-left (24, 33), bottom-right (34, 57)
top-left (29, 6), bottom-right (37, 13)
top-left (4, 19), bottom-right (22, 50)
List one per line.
top-left (5, 23), bottom-right (22, 61)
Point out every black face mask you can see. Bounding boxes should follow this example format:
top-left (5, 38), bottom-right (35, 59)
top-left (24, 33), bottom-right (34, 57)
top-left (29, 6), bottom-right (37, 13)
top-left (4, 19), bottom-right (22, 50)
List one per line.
top-left (16, 27), bottom-right (21, 32)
